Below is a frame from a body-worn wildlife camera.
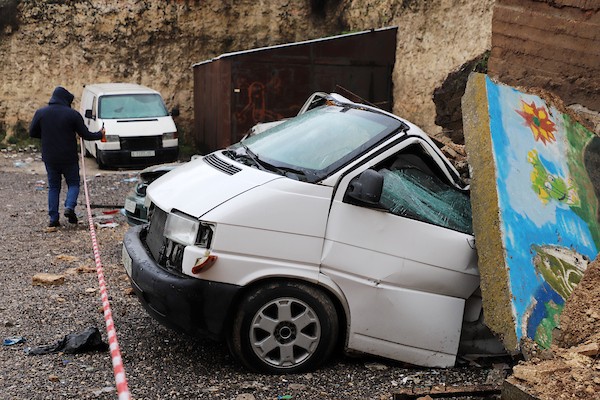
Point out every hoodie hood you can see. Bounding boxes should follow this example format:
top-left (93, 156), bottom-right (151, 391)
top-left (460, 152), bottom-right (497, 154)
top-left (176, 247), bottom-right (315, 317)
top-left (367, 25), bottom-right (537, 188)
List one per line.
top-left (48, 86), bottom-right (74, 107)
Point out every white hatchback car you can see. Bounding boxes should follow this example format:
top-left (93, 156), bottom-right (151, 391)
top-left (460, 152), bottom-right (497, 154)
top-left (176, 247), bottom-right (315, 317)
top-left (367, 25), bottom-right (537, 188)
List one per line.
top-left (122, 93), bottom-right (503, 373)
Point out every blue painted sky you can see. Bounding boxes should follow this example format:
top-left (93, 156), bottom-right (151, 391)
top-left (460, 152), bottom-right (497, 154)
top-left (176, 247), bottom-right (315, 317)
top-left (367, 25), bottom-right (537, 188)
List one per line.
top-left (485, 76), bottom-right (598, 341)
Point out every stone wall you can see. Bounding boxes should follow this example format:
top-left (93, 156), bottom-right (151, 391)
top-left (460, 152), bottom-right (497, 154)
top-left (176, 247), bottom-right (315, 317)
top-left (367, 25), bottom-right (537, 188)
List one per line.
top-left (328, 0), bottom-right (495, 141)
top-left (0, 0), bottom-right (338, 142)
top-left (0, 0), bottom-right (494, 146)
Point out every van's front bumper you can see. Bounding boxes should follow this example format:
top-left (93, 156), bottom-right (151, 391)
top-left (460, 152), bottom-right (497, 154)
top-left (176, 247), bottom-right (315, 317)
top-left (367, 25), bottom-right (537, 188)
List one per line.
top-left (99, 147), bottom-right (179, 168)
top-left (122, 225), bottom-right (241, 341)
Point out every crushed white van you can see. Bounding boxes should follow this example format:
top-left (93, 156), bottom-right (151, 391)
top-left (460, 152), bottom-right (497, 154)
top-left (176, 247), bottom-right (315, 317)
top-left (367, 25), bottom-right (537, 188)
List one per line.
top-left (79, 83), bottom-right (179, 168)
top-left (122, 93), bottom-right (503, 373)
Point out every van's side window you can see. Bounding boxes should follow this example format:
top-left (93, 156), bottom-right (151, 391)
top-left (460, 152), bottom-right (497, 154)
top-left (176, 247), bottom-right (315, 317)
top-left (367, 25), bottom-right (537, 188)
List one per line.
top-left (377, 144), bottom-right (473, 234)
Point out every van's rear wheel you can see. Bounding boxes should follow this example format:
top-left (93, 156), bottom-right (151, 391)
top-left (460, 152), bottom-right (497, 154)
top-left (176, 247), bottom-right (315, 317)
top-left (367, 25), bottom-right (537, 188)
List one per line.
top-left (228, 281), bottom-right (338, 374)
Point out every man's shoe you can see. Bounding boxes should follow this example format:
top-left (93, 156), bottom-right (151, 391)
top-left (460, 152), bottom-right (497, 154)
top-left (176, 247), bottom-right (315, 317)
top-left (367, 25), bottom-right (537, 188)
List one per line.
top-left (48, 220), bottom-right (60, 228)
top-left (64, 208), bottom-right (78, 224)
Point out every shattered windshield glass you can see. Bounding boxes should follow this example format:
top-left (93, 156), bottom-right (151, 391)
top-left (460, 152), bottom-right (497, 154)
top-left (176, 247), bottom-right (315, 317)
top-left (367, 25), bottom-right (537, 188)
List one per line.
top-left (379, 168), bottom-right (473, 234)
top-left (99, 94), bottom-right (169, 119)
top-left (234, 105), bottom-right (404, 180)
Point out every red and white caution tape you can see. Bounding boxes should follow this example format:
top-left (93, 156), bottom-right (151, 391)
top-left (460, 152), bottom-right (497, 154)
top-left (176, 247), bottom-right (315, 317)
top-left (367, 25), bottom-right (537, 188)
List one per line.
top-left (80, 140), bottom-right (131, 400)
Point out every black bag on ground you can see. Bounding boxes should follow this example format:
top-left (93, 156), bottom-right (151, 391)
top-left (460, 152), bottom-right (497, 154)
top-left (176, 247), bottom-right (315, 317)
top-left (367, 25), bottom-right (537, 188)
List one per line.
top-left (27, 326), bottom-right (108, 355)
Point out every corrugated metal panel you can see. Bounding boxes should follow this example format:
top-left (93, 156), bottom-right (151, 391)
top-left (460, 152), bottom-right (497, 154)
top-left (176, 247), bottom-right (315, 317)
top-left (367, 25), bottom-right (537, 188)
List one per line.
top-left (193, 27), bottom-right (398, 153)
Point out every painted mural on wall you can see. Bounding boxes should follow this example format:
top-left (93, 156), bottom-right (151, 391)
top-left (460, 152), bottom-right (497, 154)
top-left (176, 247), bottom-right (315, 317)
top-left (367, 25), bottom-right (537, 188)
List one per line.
top-left (485, 76), bottom-right (600, 348)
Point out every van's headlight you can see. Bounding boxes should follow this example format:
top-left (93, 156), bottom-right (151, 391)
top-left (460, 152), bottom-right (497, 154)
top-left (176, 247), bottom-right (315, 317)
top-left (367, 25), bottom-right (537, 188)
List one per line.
top-left (164, 211), bottom-right (199, 246)
top-left (162, 132), bottom-right (178, 140)
top-left (164, 211), bottom-right (215, 248)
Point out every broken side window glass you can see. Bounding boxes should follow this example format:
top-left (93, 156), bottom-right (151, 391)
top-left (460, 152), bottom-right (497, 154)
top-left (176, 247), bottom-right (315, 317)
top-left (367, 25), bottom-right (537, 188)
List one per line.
top-left (379, 166), bottom-right (473, 234)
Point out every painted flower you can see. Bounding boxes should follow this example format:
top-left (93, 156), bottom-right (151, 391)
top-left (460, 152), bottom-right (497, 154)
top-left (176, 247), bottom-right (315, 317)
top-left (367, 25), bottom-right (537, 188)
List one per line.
top-left (517, 100), bottom-right (557, 145)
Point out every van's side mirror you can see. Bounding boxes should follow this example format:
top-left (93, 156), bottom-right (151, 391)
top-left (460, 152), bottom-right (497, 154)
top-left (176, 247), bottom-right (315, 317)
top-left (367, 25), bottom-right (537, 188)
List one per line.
top-left (84, 109), bottom-right (95, 120)
top-left (170, 107), bottom-right (180, 117)
top-left (346, 169), bottom-right (383, 206)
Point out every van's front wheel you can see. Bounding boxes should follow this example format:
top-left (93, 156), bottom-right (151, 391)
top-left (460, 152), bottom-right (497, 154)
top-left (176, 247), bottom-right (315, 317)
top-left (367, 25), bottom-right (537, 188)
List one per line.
top-left (228, 281), bottom-right (338, 374)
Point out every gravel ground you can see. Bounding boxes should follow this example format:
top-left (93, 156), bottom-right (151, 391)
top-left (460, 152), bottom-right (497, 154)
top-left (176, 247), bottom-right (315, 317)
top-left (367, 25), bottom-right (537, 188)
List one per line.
top-left (0, 148), bottom-right (507, 400)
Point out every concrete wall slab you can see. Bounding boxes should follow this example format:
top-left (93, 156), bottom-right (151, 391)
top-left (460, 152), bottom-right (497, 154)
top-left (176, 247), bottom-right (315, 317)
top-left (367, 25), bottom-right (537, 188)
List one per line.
top-left (463, 73), bottom-right (600, 352)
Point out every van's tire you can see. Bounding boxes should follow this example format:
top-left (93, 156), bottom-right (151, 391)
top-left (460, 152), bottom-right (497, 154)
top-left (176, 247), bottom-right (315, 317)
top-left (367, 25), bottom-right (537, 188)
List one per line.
top-left (228, 281), bottom-right (338, 374)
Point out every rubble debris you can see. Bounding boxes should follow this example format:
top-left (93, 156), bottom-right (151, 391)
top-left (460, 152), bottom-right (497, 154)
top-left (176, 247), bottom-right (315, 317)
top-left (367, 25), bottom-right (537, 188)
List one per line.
top-left (55, 254), bottom-right (78, 263)
top-left (94, 214), bottom-right (119, 229)
top-left (503, 256), bottom-right (600, 398)
top-left (364, 362), bottom-right (389, 371)
top-left (32, 273), bottom-right (65, 286)
top-left (64, 265), bottom-right (96, 275)
top-left (511, 362), bottom-right (570, 384)
top-left (571, 342), bottom-right (599, 357)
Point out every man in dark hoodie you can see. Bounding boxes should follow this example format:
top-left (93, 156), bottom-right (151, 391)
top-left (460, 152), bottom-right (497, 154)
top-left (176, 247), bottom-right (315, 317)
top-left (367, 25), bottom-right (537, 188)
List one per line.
top-left (30, 86), bottom-right (105, 228)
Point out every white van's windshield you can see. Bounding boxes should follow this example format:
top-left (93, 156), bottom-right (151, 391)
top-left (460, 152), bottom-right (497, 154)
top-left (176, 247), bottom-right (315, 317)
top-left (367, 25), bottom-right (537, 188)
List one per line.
top-left (229, 105), bottom-right (405, 182)
top-left (99, 94), bottom-right (168, 119)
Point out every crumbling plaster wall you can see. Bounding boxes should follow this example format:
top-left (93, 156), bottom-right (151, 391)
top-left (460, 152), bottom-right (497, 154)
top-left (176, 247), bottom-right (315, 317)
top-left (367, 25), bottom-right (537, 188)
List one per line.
top-left (330, 0), bottom-right (495, 141)
top-left (0, 0), bottom-right (338, 140)
top-left (0, 0), bottom-right (494, 145)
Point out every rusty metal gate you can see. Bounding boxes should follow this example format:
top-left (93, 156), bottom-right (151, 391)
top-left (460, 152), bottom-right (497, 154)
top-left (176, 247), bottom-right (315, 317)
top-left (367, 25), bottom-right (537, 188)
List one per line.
top-left (193, 26), bottom-right (397, 153)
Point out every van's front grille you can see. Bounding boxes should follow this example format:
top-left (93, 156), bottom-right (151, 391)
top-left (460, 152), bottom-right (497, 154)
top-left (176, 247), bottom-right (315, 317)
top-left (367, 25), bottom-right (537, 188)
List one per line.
top-left (121, 136), bottom-right (162, 151)
top-left (146, 206), bottom-right (168, 262)
top-left (144, 206), bottom-right (184, 274)
top-left (204, 153), bottom-right (241, 175)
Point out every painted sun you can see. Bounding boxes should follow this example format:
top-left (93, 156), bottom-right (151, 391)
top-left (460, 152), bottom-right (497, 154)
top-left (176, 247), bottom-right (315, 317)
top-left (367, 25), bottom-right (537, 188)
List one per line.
top-left (516, 100), bottom-right (557, 145)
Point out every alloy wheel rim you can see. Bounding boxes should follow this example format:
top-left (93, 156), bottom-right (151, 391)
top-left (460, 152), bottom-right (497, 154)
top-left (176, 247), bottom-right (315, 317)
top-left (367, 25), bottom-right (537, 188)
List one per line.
top-left (249, 297), bottom-right (321, 368)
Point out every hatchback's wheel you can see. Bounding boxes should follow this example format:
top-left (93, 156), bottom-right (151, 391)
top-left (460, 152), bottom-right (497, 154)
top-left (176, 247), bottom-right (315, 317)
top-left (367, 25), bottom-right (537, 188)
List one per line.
top-left (228, 281), bottom-right (338, 374)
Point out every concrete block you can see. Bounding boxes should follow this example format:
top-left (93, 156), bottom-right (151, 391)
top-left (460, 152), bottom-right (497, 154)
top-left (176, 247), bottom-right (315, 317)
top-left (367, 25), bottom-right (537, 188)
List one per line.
top-left (571, 342), bottom-right (600, 356)
top-left (462, 73), bottom-right (600, 352)
top-left (512, 362), bottom-right (570, 384)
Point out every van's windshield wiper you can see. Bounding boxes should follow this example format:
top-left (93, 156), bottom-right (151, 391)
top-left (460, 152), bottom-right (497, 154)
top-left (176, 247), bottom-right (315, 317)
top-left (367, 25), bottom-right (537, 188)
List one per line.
top-left (237, 143), bottom-right (272, 172)
top-left (265, 162), bottom-right (315, 182)
top-left (236, 144), bottom-right (312, 181)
